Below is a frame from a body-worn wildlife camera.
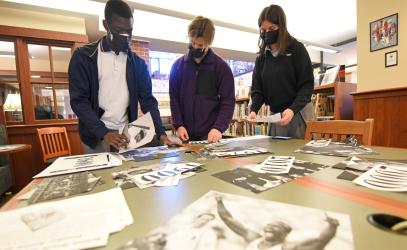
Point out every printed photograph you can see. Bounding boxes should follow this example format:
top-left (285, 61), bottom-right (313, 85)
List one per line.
top-left (119, 146), bottom-right (185, 162)
top-left (28, 172), bottom-right (101, 204)
top-left (213, 160), bottom-right (327, 193)
top-left (296, 140), bottom-right (375, 157)
top-left (118, 191), bottom-right (354, 250)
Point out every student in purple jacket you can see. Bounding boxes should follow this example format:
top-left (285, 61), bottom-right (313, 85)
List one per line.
top-left (169, 16), bottom-right (235, 143)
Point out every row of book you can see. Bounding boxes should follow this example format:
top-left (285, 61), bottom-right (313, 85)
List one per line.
top-left (225, 121), bottom-right (269, 137)
top-left (311, 93), bottom-right (335, 118)
top-left (232, 100), bottom-right (270, 120)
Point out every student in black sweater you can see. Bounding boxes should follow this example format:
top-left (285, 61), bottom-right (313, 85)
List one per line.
top-left (248, 4), bottom-right (315, 139)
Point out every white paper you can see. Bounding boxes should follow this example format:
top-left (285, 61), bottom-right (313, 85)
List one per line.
top-left (130, 162), bottom-right (202, 187)
top-left (353, 164), bottom-right (407, 192)
top-left (34, 153), bottom-right (122, 178)
top-left (246, 112), bottom-right (282, 123)
top-left (189, 135), bottom-right (271, 144)
top-left (119, 112), bottom-right (155, 153)
top-left (250, 156), bottom-right (295, 174)
top-left (306, 139), bottom-right (332, 147)
top-left (0, 188), bottom-right (132, 250)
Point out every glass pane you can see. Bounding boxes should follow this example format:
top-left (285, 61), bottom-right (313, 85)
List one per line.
top-left (0, 41), bottom-right (17, 82)
top-left (28, 44), bottom-right (51, 83)
top-left (55, 85), bottom-right (76, 119)
top-left (1, 84), bottom-right (23, 122)
top-left (51, 46), bottom-right (71, 83)
top-left (32, 84), bottom-right (55, 120)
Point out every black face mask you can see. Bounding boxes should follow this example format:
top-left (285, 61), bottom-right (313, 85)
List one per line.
top-left (107, 29), bottom-right (131, 53)
top-left (263, 30), bottom-right (279, 45)
top-left (188, 44), bottom-right (206, 59)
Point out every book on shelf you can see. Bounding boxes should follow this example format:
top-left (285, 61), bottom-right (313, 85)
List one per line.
top-left (226, 99), bottom-right (271, 136)
top-left (311, 93), bottom-right (335, 118)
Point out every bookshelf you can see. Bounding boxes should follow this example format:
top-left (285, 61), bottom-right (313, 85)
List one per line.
top-left (225, 97), bottom-right (270, 137)
top-left (312, 82), bottom-right (357, 120)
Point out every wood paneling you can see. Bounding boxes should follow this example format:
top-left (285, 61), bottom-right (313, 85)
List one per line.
top-left (0, 25), bottom-right (88, 43)
top-left (7, 123), bottom-right (83, 192)
top-left (352, 86), bottom-right (407, 148)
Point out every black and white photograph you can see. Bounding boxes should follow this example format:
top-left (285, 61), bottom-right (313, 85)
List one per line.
top-left (213, 159), bottom-right (328, 193)
top-left (353, 162), bottom-right (407, 192)
top-left (28, 172), bottom-right (101, 204)
top-left (295, 140), bottom-right (375, 157)
top-left (118, 191), bottom-right (354, 250)
top-left (21, 208), bottom-right (65, 231)
top-left (112, 162), bottom-right (205, 189)
top-left (119, 145), bottom-right (186, 162)
top-left (204, 145), bottom-right (269, 158)
top-left (119, 112), bottom-right (155, 153)
top-left (333, 157), bottom-right (407, 181)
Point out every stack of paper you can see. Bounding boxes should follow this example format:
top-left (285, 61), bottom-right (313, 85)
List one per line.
top-left (34, 153), bottom-right (122, 178)
top-left (0, 188), bottom-right (132, 250)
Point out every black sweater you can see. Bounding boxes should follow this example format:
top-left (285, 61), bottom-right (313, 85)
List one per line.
top-left (250, 40), bottom-right (314, 114)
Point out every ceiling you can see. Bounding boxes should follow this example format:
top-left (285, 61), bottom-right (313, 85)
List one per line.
top-left (1, 0), bottom-right (357, 62)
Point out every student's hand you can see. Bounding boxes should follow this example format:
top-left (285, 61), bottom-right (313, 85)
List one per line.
top-left (277, 108), bottom-right (294, 126)
top-left (104, 132), bottom-right (128, 150)
top-left (247, 111), bottom-right (257, 120)
top-left (208, 129), bottom-right (222, 143)
top-left (159, 135), bottom-right (180, 146)
top-left (247, 111), bottom-right (257, 124)
top-left (177, 126), bottom-right (189, 141)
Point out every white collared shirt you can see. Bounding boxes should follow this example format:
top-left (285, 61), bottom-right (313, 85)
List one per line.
top-left (97, 42), bottom-right (129, 130)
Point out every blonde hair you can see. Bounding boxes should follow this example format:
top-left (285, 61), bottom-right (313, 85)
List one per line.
top-left (188, 16), bottom-right (215, 45)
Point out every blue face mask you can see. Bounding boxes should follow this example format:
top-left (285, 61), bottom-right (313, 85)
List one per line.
top-left (188, 44), bottom-right (206, 59)
top-left (263, 30), bottom-right (279, 45)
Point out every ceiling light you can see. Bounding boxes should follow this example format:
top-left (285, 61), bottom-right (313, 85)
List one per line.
top-left (305, 45), bottom-right (340, 54)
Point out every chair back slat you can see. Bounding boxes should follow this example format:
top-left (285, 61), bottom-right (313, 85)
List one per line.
top-left (305, 119), bottom-right (374, 146)
top-left (37, 127), bottom-right (72, 162)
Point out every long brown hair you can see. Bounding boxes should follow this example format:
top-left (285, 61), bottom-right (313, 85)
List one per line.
top-left (258, 5), bottom-right (294, 55)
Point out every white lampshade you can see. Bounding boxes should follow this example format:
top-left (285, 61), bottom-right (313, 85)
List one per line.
top-left (3, 93), bottom-right (22, 111)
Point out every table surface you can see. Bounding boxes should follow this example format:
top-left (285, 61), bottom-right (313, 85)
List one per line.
top-left (3, 138), bottom-right (407, 250)
top-left (0, 144), bottom-right (31, 155)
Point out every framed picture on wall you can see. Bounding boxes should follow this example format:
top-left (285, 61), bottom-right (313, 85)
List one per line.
top-left (385, 50), bottom-right (398, 67)
top-left (370, 13), bottom-right (398, 52)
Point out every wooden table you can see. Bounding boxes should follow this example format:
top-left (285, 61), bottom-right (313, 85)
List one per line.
top-left (0, 144), bottom-right (31, 155)
top-left (2, 138), bottom-right (407, 250)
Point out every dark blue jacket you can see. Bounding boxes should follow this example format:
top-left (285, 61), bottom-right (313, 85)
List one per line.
top-left (169, 48), bottom-right (235, 139)
top-left (68, 38), bottom-right (165, 148)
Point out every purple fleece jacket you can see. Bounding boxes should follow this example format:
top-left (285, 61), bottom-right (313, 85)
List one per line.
top-left (169, 48), bottom-right (235, 138)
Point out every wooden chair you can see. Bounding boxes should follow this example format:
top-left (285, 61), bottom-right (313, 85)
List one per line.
top-left (37, 127), bottom-right (71, 164)
top-left (304, 119), bottom-right (374, 146)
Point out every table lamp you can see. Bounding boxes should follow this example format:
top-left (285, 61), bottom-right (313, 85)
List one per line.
top-left (3, 93), bottom-right (22, 121)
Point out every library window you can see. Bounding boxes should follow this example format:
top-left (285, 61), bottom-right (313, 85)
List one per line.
top-left (0, 40), bottom-right (23, 122)
top-left (28, 44), bottom-right (75, 120)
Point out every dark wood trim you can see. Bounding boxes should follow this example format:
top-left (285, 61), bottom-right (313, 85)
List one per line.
top-left (15, 38), bottom-right (34, 124)
top-left (0, 25), bottom-right (88, 43)
top-left (351, 86), bottom-right (407, 99)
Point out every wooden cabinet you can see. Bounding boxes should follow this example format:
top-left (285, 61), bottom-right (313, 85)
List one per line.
top-left (313, 82), bottom-right (357, 120)
top-left (352, 86), bottom-right (407, 148)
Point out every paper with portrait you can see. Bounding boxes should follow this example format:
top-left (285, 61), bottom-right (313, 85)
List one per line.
top-left (119, 112), bottom-right (155, 153)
